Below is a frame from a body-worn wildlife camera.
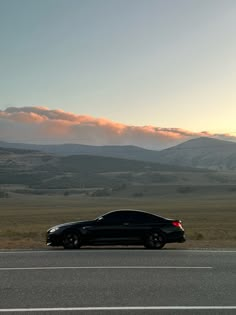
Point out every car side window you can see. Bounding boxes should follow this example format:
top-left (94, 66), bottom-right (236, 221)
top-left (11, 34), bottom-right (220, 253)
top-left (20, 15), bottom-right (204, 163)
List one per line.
top-left (129, 212), bottom-right (161, 224)
top-left (101, 212), bottom-right (127, 225)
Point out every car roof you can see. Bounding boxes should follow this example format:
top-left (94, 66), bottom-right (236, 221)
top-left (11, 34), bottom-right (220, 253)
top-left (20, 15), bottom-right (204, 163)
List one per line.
top-left (102, 209), bottom-right (165, 219)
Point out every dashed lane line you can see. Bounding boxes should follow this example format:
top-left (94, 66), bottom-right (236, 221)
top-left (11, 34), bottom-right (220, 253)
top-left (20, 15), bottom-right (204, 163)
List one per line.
top-left (0, 306), bottom-right (236, 312)
top-left (0, 266), bottom-right (212, 270)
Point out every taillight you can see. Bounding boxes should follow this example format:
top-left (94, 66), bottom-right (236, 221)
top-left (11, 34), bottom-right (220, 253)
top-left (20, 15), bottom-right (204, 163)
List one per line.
top-left (172, 221), bottom-right (183, 229)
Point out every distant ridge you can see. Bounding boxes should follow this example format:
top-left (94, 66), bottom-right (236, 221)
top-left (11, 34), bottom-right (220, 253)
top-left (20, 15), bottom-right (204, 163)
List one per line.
top-left (157, 137), bottom-right (236, 170)
top-left (2, 138), bottom-right (236, 190)
top-left (1, 137), bottom-right (236, 170)
top-left (0, 147), bottom-right (203, 189)
top-left (0, 141), bottom-right (161, 163)
top-left (168, 137), bottom-right (236, 149)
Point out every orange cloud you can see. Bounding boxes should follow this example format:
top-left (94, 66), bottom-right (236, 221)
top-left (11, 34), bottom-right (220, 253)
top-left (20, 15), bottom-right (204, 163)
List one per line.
top-left (0, 106), bottom-right (235, 149)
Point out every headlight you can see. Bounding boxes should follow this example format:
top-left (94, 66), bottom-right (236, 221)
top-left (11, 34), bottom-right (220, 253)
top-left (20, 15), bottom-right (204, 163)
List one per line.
top-left (49, 227), bottom-right (59, 233)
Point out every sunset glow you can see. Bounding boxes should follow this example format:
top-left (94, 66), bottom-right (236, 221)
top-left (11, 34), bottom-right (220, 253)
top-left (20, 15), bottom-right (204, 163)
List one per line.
top-left (0, 107), bottom-right (235, 149)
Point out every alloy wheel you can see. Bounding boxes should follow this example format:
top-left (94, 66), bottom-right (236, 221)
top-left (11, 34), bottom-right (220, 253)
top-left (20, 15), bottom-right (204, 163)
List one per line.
top-left (63, 231), bottom-right (81, 249)
top-left (145, 232), bottom-right (165, 249)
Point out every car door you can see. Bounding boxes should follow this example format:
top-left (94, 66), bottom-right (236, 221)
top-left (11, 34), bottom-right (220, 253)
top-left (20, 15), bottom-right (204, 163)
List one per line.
top-left (125, 212), bottom-right (160, 241)
top-left (87, 212), bottom-right (132, 245)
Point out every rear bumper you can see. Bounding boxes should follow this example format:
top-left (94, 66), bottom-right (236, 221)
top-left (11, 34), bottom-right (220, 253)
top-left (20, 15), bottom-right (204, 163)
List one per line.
top-left (166, 231), bottom-right (186, 243)
top-left (177, 235), bottom-right (186, 243)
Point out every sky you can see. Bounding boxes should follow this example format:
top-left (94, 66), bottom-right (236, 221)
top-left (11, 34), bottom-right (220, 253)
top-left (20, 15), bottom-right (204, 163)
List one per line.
top-left (0, 0), bottom-right (235, 149)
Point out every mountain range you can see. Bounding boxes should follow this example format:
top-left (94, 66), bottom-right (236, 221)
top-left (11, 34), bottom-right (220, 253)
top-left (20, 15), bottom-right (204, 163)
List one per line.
top-left (1, 137), bottom-right (236, 193)
top-left (1, 137), bottom-right (236, 170)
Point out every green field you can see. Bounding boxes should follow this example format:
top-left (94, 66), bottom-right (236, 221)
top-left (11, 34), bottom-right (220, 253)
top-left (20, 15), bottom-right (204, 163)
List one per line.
top-left (0, 187), bottom-right (236, 249)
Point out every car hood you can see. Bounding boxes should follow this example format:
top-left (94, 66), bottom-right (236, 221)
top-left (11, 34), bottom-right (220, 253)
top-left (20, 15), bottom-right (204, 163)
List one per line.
top-left (48, 220), bottom-right (94, 232)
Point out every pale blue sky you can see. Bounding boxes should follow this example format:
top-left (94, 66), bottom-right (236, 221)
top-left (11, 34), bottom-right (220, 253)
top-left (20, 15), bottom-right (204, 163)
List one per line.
top-left (0, 0), bottom-right (235, 133)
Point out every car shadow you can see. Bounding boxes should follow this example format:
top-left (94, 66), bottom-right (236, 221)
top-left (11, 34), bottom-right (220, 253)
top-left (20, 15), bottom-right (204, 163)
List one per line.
top-left (48, 245), bottom-right (182, 251)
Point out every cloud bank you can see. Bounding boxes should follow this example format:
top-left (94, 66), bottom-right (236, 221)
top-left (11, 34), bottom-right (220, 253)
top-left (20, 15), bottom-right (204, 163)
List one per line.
top-left (0, 106), bottom-right (235, 150)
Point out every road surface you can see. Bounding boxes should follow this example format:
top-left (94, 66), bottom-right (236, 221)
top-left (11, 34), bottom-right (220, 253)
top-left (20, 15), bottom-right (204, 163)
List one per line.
top-left (0, 249), bottom-right (235, 314)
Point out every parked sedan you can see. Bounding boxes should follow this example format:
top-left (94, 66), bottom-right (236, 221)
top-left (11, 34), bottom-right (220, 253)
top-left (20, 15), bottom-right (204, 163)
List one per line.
top-left (46, 209), bottom-right (185, 249)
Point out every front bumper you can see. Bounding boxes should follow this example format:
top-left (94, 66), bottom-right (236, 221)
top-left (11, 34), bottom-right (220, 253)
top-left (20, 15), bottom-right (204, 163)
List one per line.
top-left (46, 233), bottom-right (62, 247)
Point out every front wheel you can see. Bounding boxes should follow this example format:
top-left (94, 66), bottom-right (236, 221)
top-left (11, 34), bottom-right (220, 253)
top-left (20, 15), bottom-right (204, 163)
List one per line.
top-left (63, 231), bottom-right (81, 249)
top-left (145, 232), bottom-right (165, 249)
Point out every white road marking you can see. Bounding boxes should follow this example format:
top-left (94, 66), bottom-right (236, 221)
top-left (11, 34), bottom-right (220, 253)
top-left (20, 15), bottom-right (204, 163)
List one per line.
top-left (0, 306), bottom-right (236, 312)
top-left (0, 266), bottom-right (212, 270)
top-left (0, 249), bottom-right (235, 254)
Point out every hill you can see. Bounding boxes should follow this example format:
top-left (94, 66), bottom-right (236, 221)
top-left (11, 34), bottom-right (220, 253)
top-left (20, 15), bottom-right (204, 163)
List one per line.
top-left (156, 137), bottom-right (236, 170)
top-left (1, 144), bottom-right (236, 197)
top-left (1, 137), bottom-right (236, 172)
top-left (0, 141), bottom-right (161, 162)
top-left (0, 146), bottom-right (221, 192)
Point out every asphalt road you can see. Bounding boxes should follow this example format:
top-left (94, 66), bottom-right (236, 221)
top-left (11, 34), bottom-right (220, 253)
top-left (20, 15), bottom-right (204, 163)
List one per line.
top-left (0, 249), bottom-right (236, 314)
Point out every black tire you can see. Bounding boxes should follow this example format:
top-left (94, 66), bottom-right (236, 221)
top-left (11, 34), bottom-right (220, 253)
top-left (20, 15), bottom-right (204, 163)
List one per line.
top-left (145, 231), bottom-right (165, 249)
top-left (63, 230), bottom-right (81, 249)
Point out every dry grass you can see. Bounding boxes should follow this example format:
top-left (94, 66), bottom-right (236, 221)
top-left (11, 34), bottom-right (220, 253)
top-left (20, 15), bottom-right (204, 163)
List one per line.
top-left (0, 191), bottom-right (236, 249)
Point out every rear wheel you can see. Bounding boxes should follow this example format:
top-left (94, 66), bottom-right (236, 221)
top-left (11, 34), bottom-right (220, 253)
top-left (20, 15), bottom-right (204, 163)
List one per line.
top-left (145, 232), bottom-right (165, 249)
top-left (63, 231), bottom-right (81, 249)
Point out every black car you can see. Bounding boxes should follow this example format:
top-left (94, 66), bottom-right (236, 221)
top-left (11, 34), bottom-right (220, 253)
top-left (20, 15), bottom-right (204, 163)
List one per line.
top-left (46, 209), bottom-right (185, 249)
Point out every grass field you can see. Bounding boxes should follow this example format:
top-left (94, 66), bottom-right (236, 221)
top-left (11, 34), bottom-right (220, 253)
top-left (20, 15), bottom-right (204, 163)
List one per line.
top-left (0, 189), bottom-right (236, 249)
